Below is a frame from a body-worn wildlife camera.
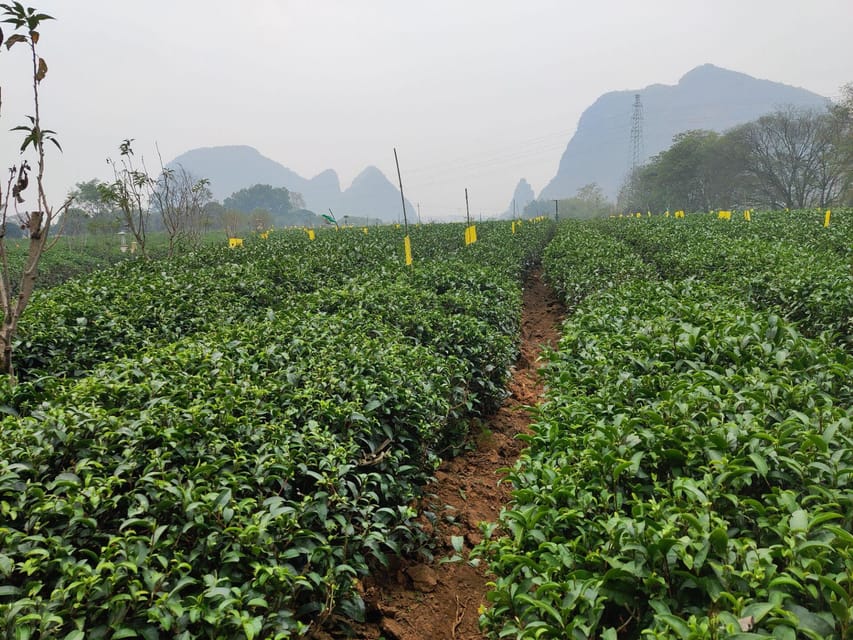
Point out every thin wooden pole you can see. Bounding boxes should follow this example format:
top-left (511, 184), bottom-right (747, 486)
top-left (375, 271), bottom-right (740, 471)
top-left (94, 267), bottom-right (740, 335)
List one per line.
top-left (465, 188), bottom-right (470, 226)
top-left (393, 148), bottom-right (409, 235)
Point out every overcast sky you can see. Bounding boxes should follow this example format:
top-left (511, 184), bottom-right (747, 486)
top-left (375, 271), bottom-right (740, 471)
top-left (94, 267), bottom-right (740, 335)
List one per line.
top-left (3, 1), bottom-right (852, 220)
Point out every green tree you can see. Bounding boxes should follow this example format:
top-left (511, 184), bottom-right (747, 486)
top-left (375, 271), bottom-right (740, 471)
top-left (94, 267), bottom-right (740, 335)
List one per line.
top-left (651, 130), bottom-right (716, 210)
top-left (619, 129), bottom-right (752, 212)
top-left (573, 183), bottom-right (611, 217)
top-left (68, 179), bottom-right (110, 218)
top-left (60, 207), bottom-right (89, 238)
top-left (525, 184), bottom-right (614, 220)
top-left (224, 184), bottom-right (294, 226)
top-left (202, 201), bottom-right (225, 231)
top-left (64, 179), bottom-right (116, 241)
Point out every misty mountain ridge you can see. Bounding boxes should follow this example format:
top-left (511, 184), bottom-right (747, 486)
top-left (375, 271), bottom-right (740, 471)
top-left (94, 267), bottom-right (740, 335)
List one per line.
top-left (539, 64), bottom-right (829, 202)
top-left (169, 145), bottom-right (415, 222)
top-left (173, 65), bottom-right (829, 218)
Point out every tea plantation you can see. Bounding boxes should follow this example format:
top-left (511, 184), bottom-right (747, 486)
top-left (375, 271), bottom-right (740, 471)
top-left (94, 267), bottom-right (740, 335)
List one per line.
top-left (1, 210), bottom-right (851, 639)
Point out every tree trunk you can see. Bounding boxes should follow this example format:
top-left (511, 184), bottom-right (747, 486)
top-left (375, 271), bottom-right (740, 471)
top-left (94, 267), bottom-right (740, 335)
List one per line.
top-left (0, 321), bottom-right (13, 380)
top-left (1, 210), bottom-right (48, 384)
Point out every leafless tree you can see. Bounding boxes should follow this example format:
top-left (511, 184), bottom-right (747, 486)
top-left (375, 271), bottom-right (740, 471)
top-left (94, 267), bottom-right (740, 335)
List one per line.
top-left (222, 209), bottom-right (246, 238)
top-left (812, 108), bottom-right (853, 207)
top-left (732, 107), bottom-right (846, 209)
top-left (825, 84), bottom-right (853, 205)
top-left (250, 207), bottom-right (272, 232)
top-left (151, 158), bottom-right (212, 257)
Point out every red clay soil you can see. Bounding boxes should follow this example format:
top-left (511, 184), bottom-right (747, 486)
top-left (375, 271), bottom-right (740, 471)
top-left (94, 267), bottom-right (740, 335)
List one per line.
top-left (338, 269), bottom-right (564, 640)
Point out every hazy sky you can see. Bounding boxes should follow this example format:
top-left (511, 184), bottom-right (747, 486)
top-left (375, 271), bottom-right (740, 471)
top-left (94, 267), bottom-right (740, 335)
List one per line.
top-left (3, 1), bottom-right (852, 220)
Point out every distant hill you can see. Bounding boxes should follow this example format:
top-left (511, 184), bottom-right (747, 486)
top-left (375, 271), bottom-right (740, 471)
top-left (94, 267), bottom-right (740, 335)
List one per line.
top-left (343, 166), bottom-right (410, 224)
top-left (168, 145), bottom-right (415, 222)
top-left (502, 179), bottom-right (535, 218)
top-left (539, 64), bottom-right (829, 201)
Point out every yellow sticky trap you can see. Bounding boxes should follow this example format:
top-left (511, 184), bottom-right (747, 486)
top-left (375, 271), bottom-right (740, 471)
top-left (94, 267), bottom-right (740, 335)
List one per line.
top-left (307, 229), bottom-right (315, 240)
top-left (647, 211), bottom-right (651, 217)
top-left (259, 231), bottom-right (269, 239)
top-left (824, 210), bottom-right (831, 227)
top-left (404, 235), bottom-right (412, 265)
top-left (363, 227), bottom-right (368, 234)
top-left (464, 225), bottom-right (477, 245)
top-left (228, 237), bottom-right (243, 248)
top-left (675, 210), bottom-right (685, 219)
top-left (718, 210), bottom-right (731, 220)
top-left (744, 210), bottom-right (751, 222)
top-left (665, 210), bottom-right (670, 217)
top-left (511, 221), bottom-right (516, 234)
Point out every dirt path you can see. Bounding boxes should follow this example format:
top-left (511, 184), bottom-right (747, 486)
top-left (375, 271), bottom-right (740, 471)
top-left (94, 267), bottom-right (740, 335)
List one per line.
top-left (348, 269), bottom-right (564, 640)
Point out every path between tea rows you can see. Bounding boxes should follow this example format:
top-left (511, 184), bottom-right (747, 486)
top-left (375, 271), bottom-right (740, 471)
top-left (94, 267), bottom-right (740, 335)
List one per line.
top-left (337, 269), bottom-right (564, 640)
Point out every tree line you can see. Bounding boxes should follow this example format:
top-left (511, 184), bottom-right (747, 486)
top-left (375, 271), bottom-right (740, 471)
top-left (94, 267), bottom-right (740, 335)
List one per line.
top-left (620, 87), bottom-right (853, 213)
top-left (521, 183), bottom-right (614, 220)
top-left (50, 145), bottom-right (323, 259)
top-left (519, 87), bottom-right (853, 218)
